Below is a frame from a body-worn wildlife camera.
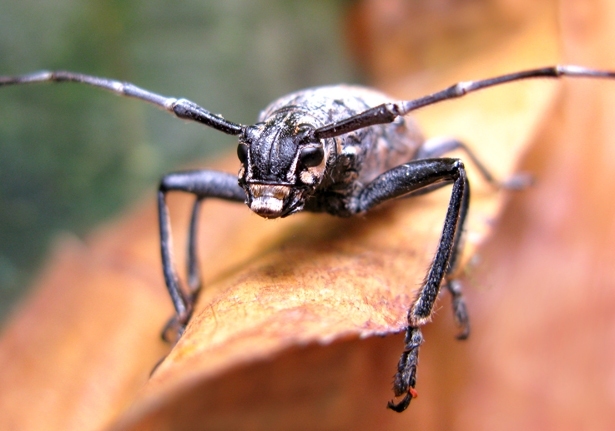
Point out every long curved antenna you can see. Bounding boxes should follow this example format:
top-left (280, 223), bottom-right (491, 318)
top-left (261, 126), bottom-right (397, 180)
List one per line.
top-left (313, 65), bottom-right (615, 140)
top-left (0, 70), bottom-right (245, 136)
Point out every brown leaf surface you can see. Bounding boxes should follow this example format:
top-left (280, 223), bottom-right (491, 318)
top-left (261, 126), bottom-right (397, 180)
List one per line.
top-left (1, 0), bottom-right (614, 430)
top-left (452, 0), bottom-right (615, 429)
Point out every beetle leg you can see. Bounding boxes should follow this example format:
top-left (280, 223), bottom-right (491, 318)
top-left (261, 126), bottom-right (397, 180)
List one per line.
top-left (357, 158), bottom-right (469, 412)
top-left (187, 197), bottom-right (204, 295)
top-left (413, 136), bottom-right (534, 339)
top-left (416, 136), bottom-right (531, 190)
top-left (158, 170), bottom-right (245, 341)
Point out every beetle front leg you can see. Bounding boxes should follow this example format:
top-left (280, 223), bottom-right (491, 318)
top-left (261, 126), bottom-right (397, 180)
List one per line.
top-left (158, 170), bottom-right (246, 341)
top-left (357, 158), bottom-right (469, 412)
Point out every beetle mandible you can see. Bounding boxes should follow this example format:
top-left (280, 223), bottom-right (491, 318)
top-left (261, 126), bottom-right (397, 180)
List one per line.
top-left (1, 65), bottom-right (614, 411)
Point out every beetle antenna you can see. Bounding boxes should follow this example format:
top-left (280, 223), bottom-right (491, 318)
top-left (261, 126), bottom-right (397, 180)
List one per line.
top-left (314, 65), bottom-right (615, 139)
top-left (0, 70), bottom-right (245, 136)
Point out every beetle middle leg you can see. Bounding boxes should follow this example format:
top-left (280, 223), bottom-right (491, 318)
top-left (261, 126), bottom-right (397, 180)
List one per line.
top-left (187, 197), bottom-right (205, 295)
top-left (158, 170), bottom-right (246, 341)
top-left (416, 136), bottom-right (532, 190)
top-left (356, 157), bottom-right (469, 412)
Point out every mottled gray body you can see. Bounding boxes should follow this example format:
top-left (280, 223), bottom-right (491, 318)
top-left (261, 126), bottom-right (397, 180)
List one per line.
top-left (244, 86), bottom-right (424, 216)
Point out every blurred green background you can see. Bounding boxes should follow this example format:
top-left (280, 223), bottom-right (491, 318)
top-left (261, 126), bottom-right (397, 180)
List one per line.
top-left (0, 0), bottom-right (359, 321)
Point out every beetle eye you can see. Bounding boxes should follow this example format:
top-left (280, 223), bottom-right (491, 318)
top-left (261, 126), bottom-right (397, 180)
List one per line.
top-left (237, 143), bottom-right (248, 165)
top-left (299, 146), bottom-right (324, 168)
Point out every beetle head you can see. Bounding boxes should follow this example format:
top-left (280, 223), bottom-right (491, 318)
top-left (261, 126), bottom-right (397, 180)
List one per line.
top-left (237, 111), bottom-right (327, 218)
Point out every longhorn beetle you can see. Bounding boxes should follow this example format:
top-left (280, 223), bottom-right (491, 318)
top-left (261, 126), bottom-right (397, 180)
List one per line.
top-left (1, 65), bottom-right (614, 412)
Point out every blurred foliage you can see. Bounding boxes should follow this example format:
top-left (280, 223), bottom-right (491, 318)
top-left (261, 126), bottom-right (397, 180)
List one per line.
top-left (0, 0), bottom-right (357, 320)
